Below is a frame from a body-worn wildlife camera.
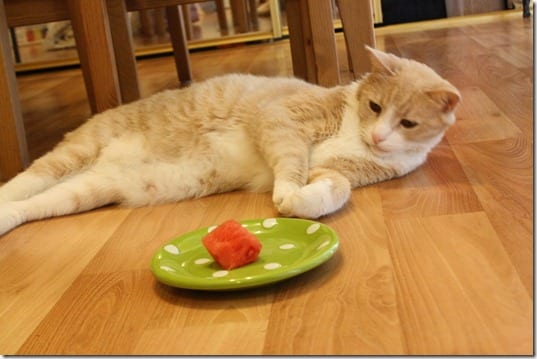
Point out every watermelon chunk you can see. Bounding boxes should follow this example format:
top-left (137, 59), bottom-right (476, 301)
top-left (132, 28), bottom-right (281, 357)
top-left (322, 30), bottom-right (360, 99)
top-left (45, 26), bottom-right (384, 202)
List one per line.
top-left (202, 220), bottom-right (262, 270)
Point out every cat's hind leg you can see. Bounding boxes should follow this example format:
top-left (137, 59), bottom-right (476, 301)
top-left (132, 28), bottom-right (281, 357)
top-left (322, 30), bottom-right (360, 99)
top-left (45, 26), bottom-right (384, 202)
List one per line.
top-left (276, 168), bottom-right (351, 219)
top-left (0, 169), bottom-right (121, 236)
top-left (0, 170), bottom-right (55, 203)
top-left (0, 131), bottom-right (101, 204)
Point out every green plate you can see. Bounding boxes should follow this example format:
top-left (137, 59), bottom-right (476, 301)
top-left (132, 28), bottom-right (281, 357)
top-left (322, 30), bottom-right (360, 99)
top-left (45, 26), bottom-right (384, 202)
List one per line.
top-left (150, 218), bottom-right (340, 290)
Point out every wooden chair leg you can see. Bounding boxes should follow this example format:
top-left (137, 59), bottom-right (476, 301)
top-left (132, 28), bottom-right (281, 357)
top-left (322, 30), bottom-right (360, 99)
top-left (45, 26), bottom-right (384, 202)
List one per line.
top-left (154, 7), bottom-right (166, 36)
top-left (107, 0), bottom-right (141, 103)
top-left (523, 0), bottom-right (531, 17)
top-left (139, 9), bottom-right (154, 37)
top-left (165, 5), bottom-right (192, 86)
top-left (215, 0), bottom-right (229, 34)
top-left (285, 0), bottom-right (308, 81)
top-left (336, 0), bottom-right (376, 79)
top-left (230, 0), bottom-right (249, 33)
top-left (0, 0), bottom-right (28, 180)
top-left (181, 5), bottom-right (192, 40)
top-left (285, 0), bottom-right (340, 87)
top-left (67, 0), bottom-right (121, 113)
top-left (248, 0), bottom-right (259, 31)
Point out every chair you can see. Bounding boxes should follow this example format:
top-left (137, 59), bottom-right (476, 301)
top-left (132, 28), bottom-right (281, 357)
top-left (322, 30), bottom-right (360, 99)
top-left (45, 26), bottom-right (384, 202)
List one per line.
top-left (336, 0), bottom-right (376, 80)
top-left (285, 0), bottom-right (376, 87)
top-left (115, 0), bottom-right (376, 99)
top-left (106, 0), bottom-right (195, 105)
top-left (0, 0), bottom-right (257, 180)
top-left (109, 0), bottom-right (260, 104)
top-left (0, 0), bottom-right (373, 180)
top-left (0, 0), bottom-right (122, 180)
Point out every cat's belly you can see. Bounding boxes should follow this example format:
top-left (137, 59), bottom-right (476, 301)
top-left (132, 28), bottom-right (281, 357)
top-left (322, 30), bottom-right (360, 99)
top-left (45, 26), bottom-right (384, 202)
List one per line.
top-left (116, 158), bottom-right (272, 207)
top-left (210, 131), bottom-right (274, 192)
top-left (112, 132), bottom-right (273, 206)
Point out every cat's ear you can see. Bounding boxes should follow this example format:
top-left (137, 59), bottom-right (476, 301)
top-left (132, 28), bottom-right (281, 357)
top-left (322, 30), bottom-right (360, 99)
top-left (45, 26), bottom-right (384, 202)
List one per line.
top-left (365, 45), bottom-right (402, 75)
top-left (426, 87), bottom-right (461, 113)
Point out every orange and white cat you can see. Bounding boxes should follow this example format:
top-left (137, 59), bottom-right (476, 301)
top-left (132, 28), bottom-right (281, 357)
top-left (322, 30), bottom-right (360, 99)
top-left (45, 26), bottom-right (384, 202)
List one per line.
top-left (0, 47), bottom-right (460, 236)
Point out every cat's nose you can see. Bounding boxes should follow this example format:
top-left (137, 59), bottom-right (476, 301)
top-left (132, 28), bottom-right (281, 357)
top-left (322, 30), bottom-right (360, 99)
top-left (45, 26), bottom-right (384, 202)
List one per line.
top-left (372, 132), bottom-right (385, 145)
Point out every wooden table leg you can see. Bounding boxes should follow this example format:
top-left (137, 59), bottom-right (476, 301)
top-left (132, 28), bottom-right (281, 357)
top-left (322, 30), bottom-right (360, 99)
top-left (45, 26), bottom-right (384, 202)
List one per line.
top-left (285, 0), bottom-right (340, 87)
top-left (67, 0), bottom-right (121, 113)
top-left (0, 0), bottom-right (28, 180)
top-left (336, 0), bottom-right (375, 79)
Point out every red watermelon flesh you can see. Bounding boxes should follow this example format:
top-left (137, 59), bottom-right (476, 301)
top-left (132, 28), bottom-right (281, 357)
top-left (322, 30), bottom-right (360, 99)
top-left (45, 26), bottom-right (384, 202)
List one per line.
top-left (202, 219), bottom-right (262, 270)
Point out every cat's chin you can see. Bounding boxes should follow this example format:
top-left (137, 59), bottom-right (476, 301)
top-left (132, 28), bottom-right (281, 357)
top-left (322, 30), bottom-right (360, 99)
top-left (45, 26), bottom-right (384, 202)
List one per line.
top-left (367, 143), bottom-right (392, 157)
top-left (368, 142), bottom-right (425, 157)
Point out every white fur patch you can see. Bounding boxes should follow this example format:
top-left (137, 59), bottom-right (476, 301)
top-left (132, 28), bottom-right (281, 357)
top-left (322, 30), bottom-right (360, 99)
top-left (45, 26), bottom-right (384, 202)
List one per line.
top-left (310, 95), bottom-right (366, 167)
top-left (0, 202), bottom-right (25, 236)
top-left (277, 178), bottom-right (339, 219)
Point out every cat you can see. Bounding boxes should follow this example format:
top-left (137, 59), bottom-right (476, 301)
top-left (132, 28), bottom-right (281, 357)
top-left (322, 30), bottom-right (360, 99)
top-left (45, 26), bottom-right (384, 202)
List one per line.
top-left (0, 46), bottom-right (460, 236)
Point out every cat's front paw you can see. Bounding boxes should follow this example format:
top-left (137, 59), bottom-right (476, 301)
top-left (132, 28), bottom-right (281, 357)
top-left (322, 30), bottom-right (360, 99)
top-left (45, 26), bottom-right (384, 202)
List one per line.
top-left (272, 179), bottom-right (301, 206)
top-left (277, 193), bottom-right (322, 219)
top-left (276, 179), bottom-right (347, 219)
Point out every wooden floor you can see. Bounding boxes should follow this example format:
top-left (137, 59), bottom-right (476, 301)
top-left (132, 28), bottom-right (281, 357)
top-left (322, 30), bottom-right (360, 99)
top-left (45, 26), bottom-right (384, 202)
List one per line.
top-left (0, 10), bottom-right (533, 355)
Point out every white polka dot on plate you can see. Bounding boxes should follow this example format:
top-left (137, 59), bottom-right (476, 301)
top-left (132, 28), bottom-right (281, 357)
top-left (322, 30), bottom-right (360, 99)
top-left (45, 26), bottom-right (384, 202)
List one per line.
top-left (262, 218), bottom-right (278, 228)
top-left (264, 262), bottom-right (282, 270)
top-left (160, 265), bottom-right (176, 272)
top-left (279, 243), bottom-right (296, 250)
top-left (207, 225), bottom-right (217, 233)
top-left (317, 240), bottom-right (330, 250)
top-left (306, 223), bottom-right (321, 234)
top-left (164, 244), bottom-right (180, 255)
top-left (194, 258), bottom-right (211, 265)
top-left (212, 270), bottom-right (229, 278)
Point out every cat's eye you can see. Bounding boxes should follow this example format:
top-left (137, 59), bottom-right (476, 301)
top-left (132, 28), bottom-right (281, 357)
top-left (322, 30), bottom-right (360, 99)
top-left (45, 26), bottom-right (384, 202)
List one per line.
top-left (369, 100), bottom-right (382, 114)
top-left (400, 119), bottom-right (418, 129)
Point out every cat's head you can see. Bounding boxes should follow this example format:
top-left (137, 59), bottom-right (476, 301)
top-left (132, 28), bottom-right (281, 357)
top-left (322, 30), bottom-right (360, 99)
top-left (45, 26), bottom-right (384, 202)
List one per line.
top-left (356, 46), bottom-right (460, 157)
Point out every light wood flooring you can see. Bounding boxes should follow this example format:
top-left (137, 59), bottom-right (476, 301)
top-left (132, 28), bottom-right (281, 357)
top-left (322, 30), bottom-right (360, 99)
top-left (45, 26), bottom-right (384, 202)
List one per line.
top-left (0, 10), bottom-right (533, 355)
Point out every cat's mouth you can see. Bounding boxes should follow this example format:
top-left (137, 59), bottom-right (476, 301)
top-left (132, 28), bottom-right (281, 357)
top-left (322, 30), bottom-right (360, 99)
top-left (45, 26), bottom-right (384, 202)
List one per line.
top-left (367, 142), bottom-right (391, 156)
